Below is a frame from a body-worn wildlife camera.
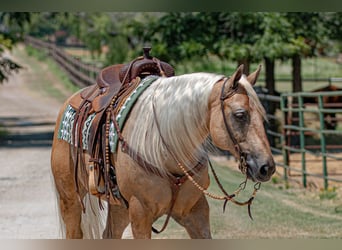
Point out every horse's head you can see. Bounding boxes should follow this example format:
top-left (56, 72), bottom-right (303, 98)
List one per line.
top-left (208, 65), bottom-right (275, 182)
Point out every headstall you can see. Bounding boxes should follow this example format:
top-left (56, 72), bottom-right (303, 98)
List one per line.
top-left (113, 76), bottom-right (263, 234)
top-left (152, 77), bottom-right (262, 220)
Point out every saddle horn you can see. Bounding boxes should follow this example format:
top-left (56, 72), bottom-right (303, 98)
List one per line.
top-left (119, 47), bottom-right (175, 85)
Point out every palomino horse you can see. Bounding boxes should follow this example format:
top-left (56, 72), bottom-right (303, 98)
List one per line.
top-left (51, 65), bottom-right (275, 239)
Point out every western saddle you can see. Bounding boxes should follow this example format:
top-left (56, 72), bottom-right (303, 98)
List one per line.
top-left (68, 47), bottom-right (174, 207)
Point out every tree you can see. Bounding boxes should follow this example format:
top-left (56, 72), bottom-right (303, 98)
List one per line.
top-left (0, 12), bottom-right (31, 83)
top-left (284, 13), bottom-right (329, 92)
top-left (62, 12), bottom-right (134, 65)
top-left (210, 12), bottom-right (265, 74)
top-left (139, 12), bottom-right (216, 63)
top-left (253, 13), bottom-right (291, 95)
top-left (323, 12), bottom-right (342, 57)
top-left (128, 12), bottom-right (266, 75)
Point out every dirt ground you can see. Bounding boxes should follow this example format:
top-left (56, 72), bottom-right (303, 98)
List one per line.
top-left (0, 47), bottom-right (70, 239)
top-left (273, 153), bottom-right (342, 189)
top-left (212, 152), bottom-right (342, 191)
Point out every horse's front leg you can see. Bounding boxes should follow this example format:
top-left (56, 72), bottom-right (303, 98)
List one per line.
top-left (129, 196), bottom-right (154, 239)
top-left (172, 194), bottom-right (212, 239)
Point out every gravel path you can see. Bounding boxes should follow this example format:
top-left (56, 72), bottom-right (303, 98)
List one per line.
top-left (0, 47), bottom-right (68, 239)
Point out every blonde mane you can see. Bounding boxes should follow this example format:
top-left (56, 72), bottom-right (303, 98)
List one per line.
top-left (125, 73), bottom-right (265, 176)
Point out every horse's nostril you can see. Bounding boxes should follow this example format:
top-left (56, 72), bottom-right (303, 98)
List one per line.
top-left (259, 165), bottom-right (269, 177)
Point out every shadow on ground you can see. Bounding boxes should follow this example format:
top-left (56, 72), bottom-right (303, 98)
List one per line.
top-left (0, 116), bottom-right (55, 148)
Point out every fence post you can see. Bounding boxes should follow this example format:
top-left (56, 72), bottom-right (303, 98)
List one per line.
top-left (280, 95), bottom-right (288, 182)
top-left (298, 95), bottom-right (306, 188)
top-left (317, 95), bottom-right (328, 190)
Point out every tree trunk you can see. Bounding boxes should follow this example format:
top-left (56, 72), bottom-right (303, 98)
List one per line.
top-left (264, 57), bottom-right (277, 147)
top-left (290, 53), bottom-right (302, 146)
top-left (265, 57), bottom-right (275, 95)
top-left (292, 54), bottom-right (302, 92)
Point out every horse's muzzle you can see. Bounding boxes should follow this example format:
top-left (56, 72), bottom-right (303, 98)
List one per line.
top-left (246, 156), bottom-right (276, 182)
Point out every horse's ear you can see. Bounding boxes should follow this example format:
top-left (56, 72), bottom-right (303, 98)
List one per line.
top-left (247, 64), bottom-right (262, 86)
top-left (232, 64), bottom-right (244, 89)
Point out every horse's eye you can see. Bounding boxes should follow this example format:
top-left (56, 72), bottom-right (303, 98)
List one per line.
top-left (234, 110), bottom-right (247, 120)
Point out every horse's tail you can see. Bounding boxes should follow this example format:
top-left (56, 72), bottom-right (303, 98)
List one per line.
top-left (49, 173), bottom-right (66, 238)
top-left (80, 195), bottom-right (108, 239)
top-left (53, 183), bottom-right (108, 239)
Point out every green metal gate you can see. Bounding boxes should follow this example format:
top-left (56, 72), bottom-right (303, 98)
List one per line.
top-left (280, 91), bottom-right (342, 189)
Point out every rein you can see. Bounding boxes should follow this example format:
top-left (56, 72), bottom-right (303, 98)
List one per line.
top-left (113, 76), bottom-right (262, 235)
top-left (113, 116), bottom-right (204, 234)
top-left (151, 77), bottom-right (261, 220)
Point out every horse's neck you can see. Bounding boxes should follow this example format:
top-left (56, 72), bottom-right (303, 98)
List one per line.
top-left (125, 74), bottom-right (219, 175)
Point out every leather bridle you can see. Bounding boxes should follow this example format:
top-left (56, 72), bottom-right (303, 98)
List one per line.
top-left (219, 77), bottom-right (248, 176)
top-left (114, 75), bottom-right (262, 234)
top-left (149, 77), bottom-right (262, 222)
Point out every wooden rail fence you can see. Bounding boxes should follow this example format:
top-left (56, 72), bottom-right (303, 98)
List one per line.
top-left (25, 36), bottom-right (100, 88)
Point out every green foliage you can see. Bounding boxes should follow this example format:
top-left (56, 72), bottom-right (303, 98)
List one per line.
top-left (0, 56), bottom-right (22, 82)
top-left (19, 12), bottom-right (342, 92)
top-left (254, 13), bottom-right (293, 60)
top-left (26, 13), bottom-right (69, 38)
top-left (22, 12), bottom-right (340, 65)
top-left (105, 35), bottom-right (130, 65)
top-left (22, 12), bottom-right (341, 62)
top-left (0, 34), bottom-right (23, 82)
top-left (25, 45), bottom-right (48, 61)
top-left (0, 34), bottom-right (13, 50)
top-left (272, 176), bottom-right (280, 184)
top-left (325, 12), bottom-right (342, 40)
top-left (0, 12), bottom-right (31, 83)
top-left (135, 13), bottom-right (211, 62)
top-left (0, 12), bottom-right (31, 41)
top-left (123, 12), bottom-right (333, 69)
top-left (173, 56), bottom-right (236, 75)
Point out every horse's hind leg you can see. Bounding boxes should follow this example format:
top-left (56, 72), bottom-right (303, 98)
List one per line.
top-left (172, 195), bottom-right (212, 239)
top-left (51, 139), bottom-right (84, 238)
top-left (102, 204), bottom-right (130, 239)
top-left (58, 190), bottom-right (84, 238)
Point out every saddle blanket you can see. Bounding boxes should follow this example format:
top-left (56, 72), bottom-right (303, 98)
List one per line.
top-left (57, 75), bottom-right (158, 152)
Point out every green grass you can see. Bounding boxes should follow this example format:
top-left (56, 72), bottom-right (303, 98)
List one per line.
top-left (20, 45), bottom-right (80, 102)
top-left (46, 57), bottom-right (81, 94)
top-left (274, 57), bottom-right (342, 79)
top-left (319, 187), bottom-right (338, 200)
top-left (152, 161), bottom-right (342, 239)
top-left (260, 57), bottom-right (342, 92)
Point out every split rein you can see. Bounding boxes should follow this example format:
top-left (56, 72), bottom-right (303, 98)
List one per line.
top-left (112, 76), bottom-right (262, 234)
top-left (152, 77), bottom-right (262, 220)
